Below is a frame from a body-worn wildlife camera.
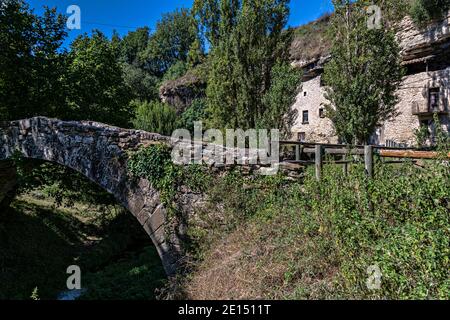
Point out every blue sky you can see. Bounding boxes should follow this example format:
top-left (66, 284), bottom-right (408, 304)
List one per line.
top-left (27, 0), bottom-right (333, 47)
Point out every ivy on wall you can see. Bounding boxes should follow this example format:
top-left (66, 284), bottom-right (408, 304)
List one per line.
top-left (127, 144), bottom-right (211, 214)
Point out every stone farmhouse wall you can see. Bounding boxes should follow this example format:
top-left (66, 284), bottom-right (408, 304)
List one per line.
top-left (290, 13), bottom-right (450, 146)
top-left (381, 67), bottom-right (450, 146)
top-left (291, 69), bottom-right (450, 146)
top-left (290, 76), bottom-right (337, 144)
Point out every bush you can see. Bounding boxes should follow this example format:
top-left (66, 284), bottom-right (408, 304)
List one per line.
top-left (178, 98), bottom-right (207, 133)
top-left (302, 160), bottom-right (449, 299)
top-left (410, 0), bottom-right (450, 25)
top-left (185, 158), bottom-right (450, 299)
top-left (128, 144), bottom-right (212, 213)
top-left (131, 100), bottom-right (178, 136)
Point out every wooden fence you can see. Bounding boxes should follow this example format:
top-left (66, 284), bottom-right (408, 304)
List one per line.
top-left (279, 141), bottom-right (450, 181)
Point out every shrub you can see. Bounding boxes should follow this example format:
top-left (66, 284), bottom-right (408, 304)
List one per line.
top-left (128, 144), bottom-right (212, 213)
top-left (185, 157), bottom-right (450, 299)
top-left (410, 0), bottom-right (450, 25)
top-left (178, 98), bottom-right (207, 133)
top-left (131, 100), bottom-right (178, 136)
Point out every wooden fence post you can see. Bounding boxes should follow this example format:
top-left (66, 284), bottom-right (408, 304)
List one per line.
top-left (342, 154), bottom-right (348, 176)
top-left (364, 145), bottom-right (374, 179)
top-left (315, 145), bottom-right (323, 181)
top-left (295, 145), bottom-right (301, 161)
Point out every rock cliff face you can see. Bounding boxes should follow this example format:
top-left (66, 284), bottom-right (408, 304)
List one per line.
top-left (159, 70), bottom-right (206, 114)
top-left (397, 12), bottom-right (450, 65)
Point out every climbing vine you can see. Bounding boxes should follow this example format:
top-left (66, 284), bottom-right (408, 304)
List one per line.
top-left (127, 144), bottom-right (212, 215)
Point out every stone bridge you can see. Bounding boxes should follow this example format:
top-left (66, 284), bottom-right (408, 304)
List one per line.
top-left (0, 117), bottom-right (203, 275)
top-left (0, 117), bottom-right (300, 275)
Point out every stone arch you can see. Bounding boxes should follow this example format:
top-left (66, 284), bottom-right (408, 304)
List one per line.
top-left (0, 117), bottom-right (182, 275)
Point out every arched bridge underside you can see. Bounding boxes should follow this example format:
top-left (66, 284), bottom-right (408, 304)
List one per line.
top-left (0, 117), bottom-right (191, 275)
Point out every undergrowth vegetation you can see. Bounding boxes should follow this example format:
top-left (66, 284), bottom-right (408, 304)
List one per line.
top-left (172, 157), bottom-right (449, 300)
top-left (125, 141), bottom-right (449, 300)
top-left (128, 144), bottom-right (211, 215)
top-left (0, 194), bottom-right (166, 300)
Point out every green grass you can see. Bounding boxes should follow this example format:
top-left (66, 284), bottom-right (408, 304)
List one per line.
top-left (80, 247), bottom-right (166, 300)
top-left (0, 197), bottom-right (93, 299)
top-left (0, 194), bottom-right (166, 300)
top-left (177, 159), bottom-right (449, 300)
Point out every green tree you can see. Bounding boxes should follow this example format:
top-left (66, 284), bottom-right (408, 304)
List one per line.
top-left (260, 62), bottom-right (301, 133)
top-left (116, 28), bottom-right (160, 102)
top-left (200, 0), bottom-right (297, 132)
top-left (121, 63), bottom-right (160, 102)
top-left (118, 27), bottom-right (151, 67)
top-left (65, 31), bottom-right (132, 127)
top-left (162, 61), bottom-right (189, 82)
top-left (0, 0), bottom-right (67, 121)
top-left (410, 0), bottom-right (450, 25)
top-left (187, 37), bottom-right (205, 68)
top-left (193, 0), bottom-right (240, 47)
top-left (323, 0), bottom-right (404, 144)
top-left (178, 98), bottom-right (207, 133)
top-left (131, 100), bottom-right (178, 136)
top-left (144, 8), bottom-right (201, 77)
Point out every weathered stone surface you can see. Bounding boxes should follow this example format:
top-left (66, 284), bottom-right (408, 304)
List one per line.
top-left (290, 13), bottom-right (450, 146)
top-left (0, 117), bottom-right (187, 275)
top-left (0, 117), bottom-right (302, 276)
top-left (159, 71), bottom-right (206, 113)
top-left (397, 12), bottom-right (450, 64)
top-left (290, 76), bottom-right (338, 144)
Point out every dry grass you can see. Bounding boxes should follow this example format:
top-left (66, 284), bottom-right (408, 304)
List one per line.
top-left (182, 213), bottom-right (338, 300)
top-left (290, 13), bottom-right (332, 62)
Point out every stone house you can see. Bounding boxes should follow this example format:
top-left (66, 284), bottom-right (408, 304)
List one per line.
top-left (159, 12), bottom-right (450, 147)
top-left (290, 13), bottom-right (450, 146)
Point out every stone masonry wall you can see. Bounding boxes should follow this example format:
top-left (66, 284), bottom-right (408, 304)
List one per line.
top-left (0, 117), bottom-right (191, 275)
top-left (290, 76), bottom-right (337, 143)
top-left (0, 117), bottom-right (298, 274)
top-left (382, 67), bottom-right (450, 146)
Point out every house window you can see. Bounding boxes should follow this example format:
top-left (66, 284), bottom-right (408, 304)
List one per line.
top-left (319, 108), bottom-right (325, 118)
top-left (320, 77), bottom-right (326, 87)
top-left (298, 132), bottom-right (306, 142)
top-left (428, 88), bottom-right (440, 112)
top-left (302, 111), bottom-right (309, 124)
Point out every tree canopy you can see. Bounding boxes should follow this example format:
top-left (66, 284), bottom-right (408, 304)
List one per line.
top-left (0, 0), bottom-right (67, 120)
top-left (323, 0), bottom-right (404, 144)
top-left (65, 31), bottom-right (132, 127)
top-left (196, 0), bottom-right (300, 132)
top-left (144, 8), bottom-right (202, 77)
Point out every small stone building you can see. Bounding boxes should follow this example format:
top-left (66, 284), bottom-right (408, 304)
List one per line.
top-left (290, 13), bottom-right (450, 146)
